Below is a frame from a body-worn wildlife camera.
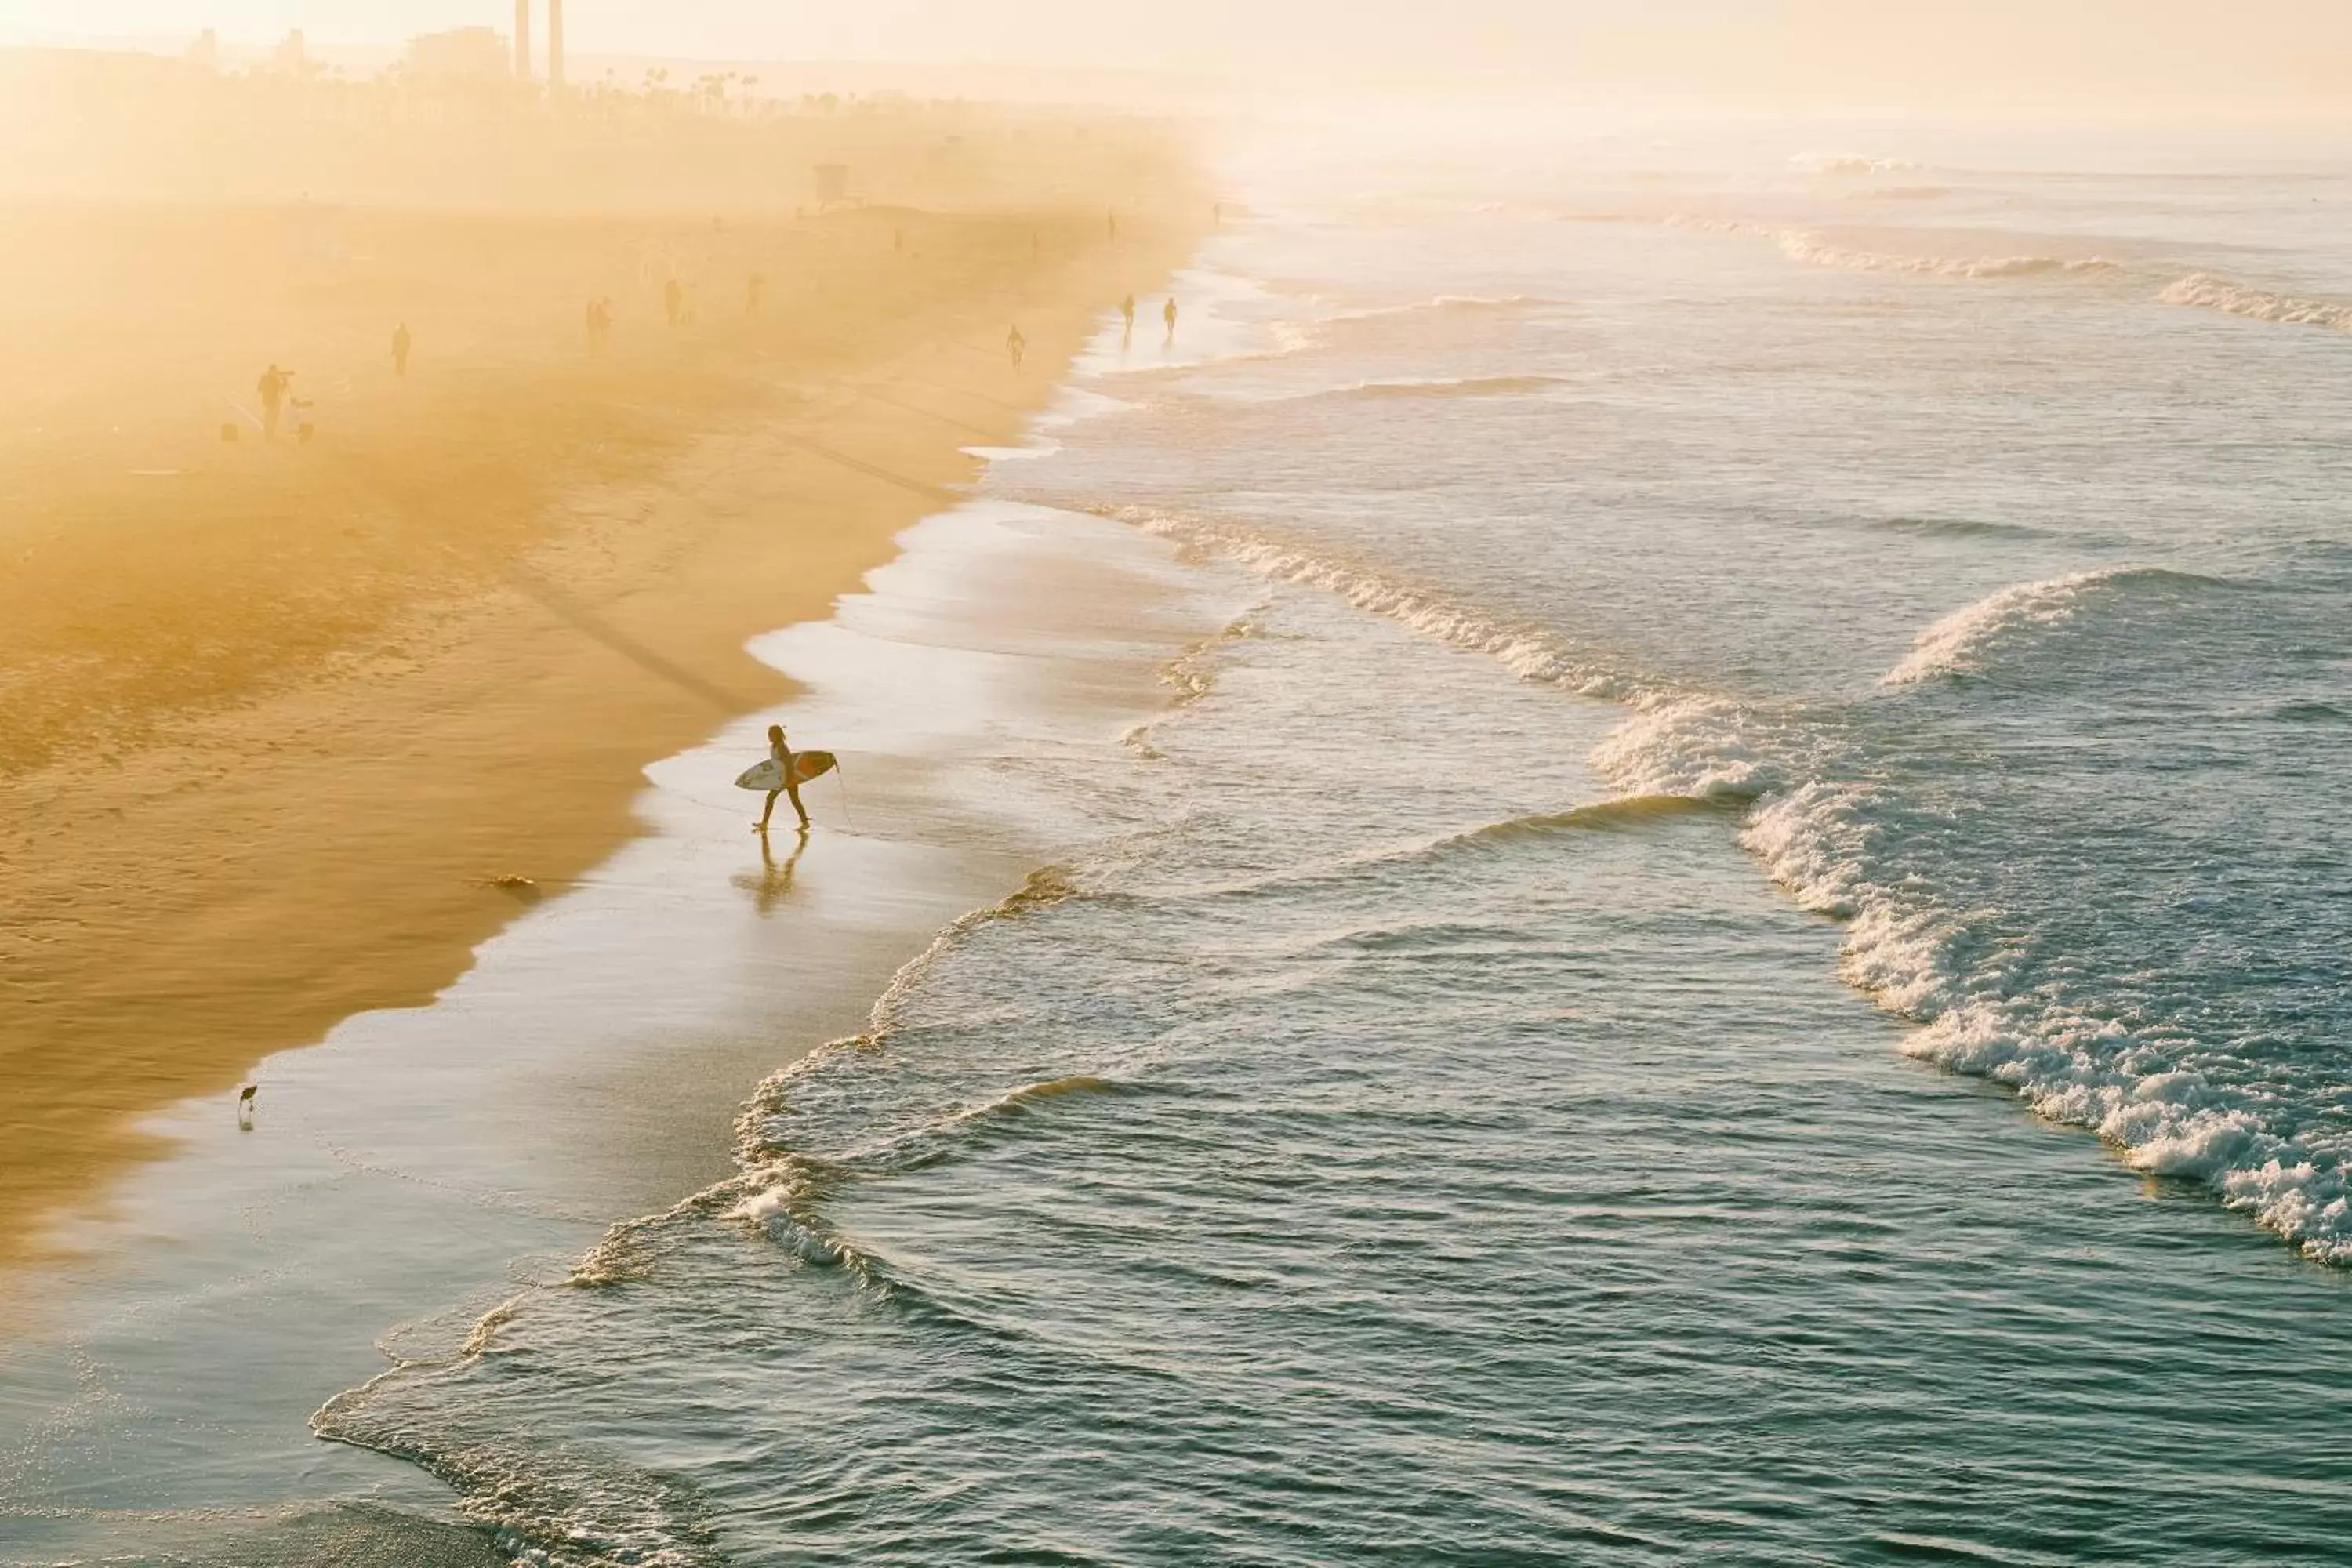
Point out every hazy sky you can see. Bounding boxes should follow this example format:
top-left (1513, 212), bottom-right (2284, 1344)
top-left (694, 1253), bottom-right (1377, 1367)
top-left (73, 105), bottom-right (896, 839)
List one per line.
top-left (9, 0), bottom-right (2352, 114)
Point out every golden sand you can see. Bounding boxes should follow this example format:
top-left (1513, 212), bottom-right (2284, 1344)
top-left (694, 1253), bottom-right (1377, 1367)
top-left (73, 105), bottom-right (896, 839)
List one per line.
top-left (0, 80), bottom-right (1203, 1275)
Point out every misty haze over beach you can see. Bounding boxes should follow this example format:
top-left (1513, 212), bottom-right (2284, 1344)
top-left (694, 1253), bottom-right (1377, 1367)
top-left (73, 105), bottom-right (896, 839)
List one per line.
top-left (2, 5), bottom-right (2350, 1565)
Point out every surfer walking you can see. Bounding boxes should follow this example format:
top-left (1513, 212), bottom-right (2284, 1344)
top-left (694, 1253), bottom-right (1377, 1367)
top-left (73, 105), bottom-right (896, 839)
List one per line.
top-left (757, 723), bottom-right (811, 833)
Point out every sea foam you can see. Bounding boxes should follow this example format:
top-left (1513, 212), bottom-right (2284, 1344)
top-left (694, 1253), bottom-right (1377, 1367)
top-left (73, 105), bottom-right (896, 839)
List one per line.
top-left (2161, 272), bottom-right (2352, 334)
top-left (1115, 509), bottom-right (2352, 1262)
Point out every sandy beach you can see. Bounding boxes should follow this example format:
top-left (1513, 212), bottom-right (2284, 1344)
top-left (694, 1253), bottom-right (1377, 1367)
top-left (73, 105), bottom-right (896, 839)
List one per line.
top-left (0, 487), bottom-right (1237, 1561)
top-left (0, 71), bottom-right (1205, 1279)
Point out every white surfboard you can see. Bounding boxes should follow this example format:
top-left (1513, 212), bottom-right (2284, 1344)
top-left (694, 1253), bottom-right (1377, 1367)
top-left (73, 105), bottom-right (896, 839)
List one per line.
top-left (734, 750), bottom-right (837, 792)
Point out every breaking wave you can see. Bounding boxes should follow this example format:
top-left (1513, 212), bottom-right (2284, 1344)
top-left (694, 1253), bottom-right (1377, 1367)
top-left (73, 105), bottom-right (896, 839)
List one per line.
top-left (1882, 566), bottom-right (2234, 685)
top-left (1781, 235), bottom-right (2115, 280)
top-left (1104, 510), bottom-right (2349, 1264)
top-left (1666, 215), bottom-right (2115, 282)
top-left (2161, 272), bottom-right (2352, 334)
top-left (1744, 780), bottom-right (2352, 1265)
top-left (1094, 503), bottom-right (1811, 805)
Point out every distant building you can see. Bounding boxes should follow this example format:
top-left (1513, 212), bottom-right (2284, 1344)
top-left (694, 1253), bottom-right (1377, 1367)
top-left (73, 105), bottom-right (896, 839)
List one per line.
top-left (407, 27), bottom-right (514, 84)
top-left (270, 28), bottom-right (310, 77)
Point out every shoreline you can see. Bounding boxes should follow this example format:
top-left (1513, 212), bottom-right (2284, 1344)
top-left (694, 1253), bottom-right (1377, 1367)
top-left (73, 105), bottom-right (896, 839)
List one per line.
top-left (0, 198), bottom-right (1204, 1282)
top-left (0, 480), bottom-right (1240, 1564)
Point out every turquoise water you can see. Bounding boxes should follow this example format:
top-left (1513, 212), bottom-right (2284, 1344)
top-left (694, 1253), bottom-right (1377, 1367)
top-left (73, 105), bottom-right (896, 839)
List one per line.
top-left (319, 129), bottom-right (2352, 1563)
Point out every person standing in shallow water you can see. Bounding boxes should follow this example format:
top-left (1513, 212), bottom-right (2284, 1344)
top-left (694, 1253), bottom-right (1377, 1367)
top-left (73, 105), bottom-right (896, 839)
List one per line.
top-left (391, 322), bottom-right (411, 377)
top-left (1163, 296), bottom-right (1178, 343)
top-left (757, 724), bottom-right (810, 833)
top-left (1120, 293), bottom-right (1135, 339)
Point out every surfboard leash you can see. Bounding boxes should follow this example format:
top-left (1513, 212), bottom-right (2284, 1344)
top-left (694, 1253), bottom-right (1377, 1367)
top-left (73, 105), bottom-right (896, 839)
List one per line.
top-left (832, 763), bottom-right (858, 831)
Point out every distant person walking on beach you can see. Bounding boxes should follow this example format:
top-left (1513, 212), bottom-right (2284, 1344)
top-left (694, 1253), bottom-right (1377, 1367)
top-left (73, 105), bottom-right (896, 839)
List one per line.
top-left (391, 321), bottom-right (411, 377)
top-left (256, 363), bottom-right (290, 437)
top-left (586, 297), bottom-right (612, 356)
top-left (1163, 296), bottom-right (1178, 343)
top-left (756, 724), bottom-right (810, 833)
top-left (664, 277), bottom-right (684, 328)
top-left (1007, 323), bottom-right (1026, 367)
top-left (1120, 293), bottom-right (1135, 339)
top-left (747, 273), bottom-right (764, 318)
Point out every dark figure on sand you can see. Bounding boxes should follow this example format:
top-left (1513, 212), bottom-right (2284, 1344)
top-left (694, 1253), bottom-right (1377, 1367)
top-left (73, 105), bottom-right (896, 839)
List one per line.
top-left (256, 363), bottom-right (290, 437)
top-left (1120, 293), bottom-right (1135, 339)
top-left (1163, 296), bottom-right (1178, 343)
top-left (757, 724), bottom-right (811, 833)
top-left (391, 321), bottom-right (411, 377)
top-left (586, 297), bottom-right (612, 355)
top-left (1007, 323), bottom-right (1026, 367)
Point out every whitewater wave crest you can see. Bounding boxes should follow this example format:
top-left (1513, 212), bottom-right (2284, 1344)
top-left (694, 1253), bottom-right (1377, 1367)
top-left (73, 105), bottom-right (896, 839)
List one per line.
top-left (1667, 215), bottom-right (2114, 282)
top-left (1882, 567), bottom-right (2232, 685)
top-left (1781, 234), bottom-right (2114, 280)
top-left (2161, 272), bottom-right (2352, 334)
top-left (1744, 782), bottom-right (2352, 1263)
top-left (1119, 510), bottom-right (2346, 1262)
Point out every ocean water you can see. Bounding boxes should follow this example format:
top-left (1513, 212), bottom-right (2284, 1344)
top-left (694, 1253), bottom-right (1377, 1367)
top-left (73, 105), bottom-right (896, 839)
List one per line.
top-left (319, 127), bottom-right (2352, 1563)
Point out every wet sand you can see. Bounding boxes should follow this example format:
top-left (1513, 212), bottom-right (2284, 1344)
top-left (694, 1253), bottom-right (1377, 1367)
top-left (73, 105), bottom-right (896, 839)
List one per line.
top-left (0, 169), bottom-right (1204, 1277)
top-left (0, 493), bottom-right (1237, 1562)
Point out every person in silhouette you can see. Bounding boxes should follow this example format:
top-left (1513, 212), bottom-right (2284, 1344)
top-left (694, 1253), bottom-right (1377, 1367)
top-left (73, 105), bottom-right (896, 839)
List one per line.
top-left (1120, 293), bottom-right (1135, 339)
top-left (757, 723), bottom-right (810, 833)
top-left (1163, 296), bottom-right (1178, 343)
top-left (1007, 323), bottom-right (1026, 367)
top-left (256, 364), bottom-right (290, 437)
top-left (391, 321), bottom-right (411, 377)
top-left (664, 278), bottom-right (684, 328)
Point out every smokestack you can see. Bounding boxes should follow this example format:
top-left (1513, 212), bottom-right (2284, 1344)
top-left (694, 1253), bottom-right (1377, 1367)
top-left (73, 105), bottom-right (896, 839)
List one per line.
top-left (548, 0), bottom-right (564, 90)
top-left (514, 0), bottom-right (531, 78)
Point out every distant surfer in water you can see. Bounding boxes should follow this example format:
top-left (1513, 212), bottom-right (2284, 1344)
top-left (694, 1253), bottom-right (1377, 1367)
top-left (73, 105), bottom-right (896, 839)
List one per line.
top-left (757, 723), bottom-right (810, 833)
